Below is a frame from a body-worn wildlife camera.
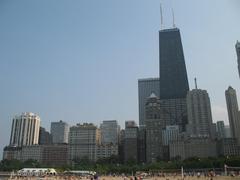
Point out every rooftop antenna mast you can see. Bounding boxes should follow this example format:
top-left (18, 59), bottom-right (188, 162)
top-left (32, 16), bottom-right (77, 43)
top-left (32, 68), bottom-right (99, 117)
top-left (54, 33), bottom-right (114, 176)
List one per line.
top-left (160, 3), bottom-right (163, 30)
top-left (171, 8), bottom-right (176, 28)
top-left (194, 78), bottom-right (198, 89)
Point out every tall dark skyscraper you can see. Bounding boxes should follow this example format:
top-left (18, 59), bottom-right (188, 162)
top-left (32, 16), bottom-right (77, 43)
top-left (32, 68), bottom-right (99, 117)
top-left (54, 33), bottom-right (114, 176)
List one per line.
top-left (159, 28), bottom-right (189, 131)
top-left (159, 28), bottom-right (189, 99)
top-left (236, 41), bottom-right (240, 78)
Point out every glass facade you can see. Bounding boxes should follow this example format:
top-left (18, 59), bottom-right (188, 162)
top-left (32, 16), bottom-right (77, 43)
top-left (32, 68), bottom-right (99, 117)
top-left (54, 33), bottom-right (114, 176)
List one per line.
top-left (159, 28), bottom-right (189, 131)
top-left (159, 28), bottom-right (189, 99)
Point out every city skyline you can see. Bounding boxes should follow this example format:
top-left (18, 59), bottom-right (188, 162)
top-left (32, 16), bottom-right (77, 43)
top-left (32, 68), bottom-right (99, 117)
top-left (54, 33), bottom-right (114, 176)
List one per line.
top-left (0, 0), bottom-right (240, 157)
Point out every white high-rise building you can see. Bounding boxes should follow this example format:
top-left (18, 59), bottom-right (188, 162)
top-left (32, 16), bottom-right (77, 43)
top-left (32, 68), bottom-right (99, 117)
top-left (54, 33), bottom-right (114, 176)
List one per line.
top-left (225, 86), bottom-right (240, 144)
top-left (51, 120), bottom-right (69, 144)
top-left (100, 120), bottom-right (119, 145)
top-left (10, 112), bottom-right (40, 147)
top-left (186, 88), bottom-right (213, 138)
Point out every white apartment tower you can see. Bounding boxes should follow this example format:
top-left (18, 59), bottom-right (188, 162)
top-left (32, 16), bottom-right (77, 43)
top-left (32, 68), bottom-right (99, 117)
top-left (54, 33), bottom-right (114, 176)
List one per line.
top-left (225, 86), bottom-right (240, 144)
top-left (10, 112), bottom-right (40, 147)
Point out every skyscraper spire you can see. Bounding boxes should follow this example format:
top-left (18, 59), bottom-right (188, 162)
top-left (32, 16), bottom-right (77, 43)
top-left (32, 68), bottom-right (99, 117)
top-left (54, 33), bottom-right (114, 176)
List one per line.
top-left (236, 41), bottom-right (240, 78)
top-left (172, 8), bottom-right (176, 28)
top-left (194, 77), bottom-right (198, 89)
top-left (160, 3), bottom-right (163, 30)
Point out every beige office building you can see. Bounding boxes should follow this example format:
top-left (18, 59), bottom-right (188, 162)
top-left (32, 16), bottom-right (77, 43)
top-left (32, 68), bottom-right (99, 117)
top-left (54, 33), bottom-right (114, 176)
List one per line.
top-left (68, 123), bottom-right (99, 162)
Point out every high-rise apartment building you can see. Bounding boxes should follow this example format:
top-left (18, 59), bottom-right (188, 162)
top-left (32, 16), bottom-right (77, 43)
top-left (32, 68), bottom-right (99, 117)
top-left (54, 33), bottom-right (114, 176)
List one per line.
top-left (186, 89), bottom-right (213, 137)
top-left (9, 112), bottom-right (40, 147)
top-left (145, 93), bottom-right (164, 163)
top-left (236, 41), bottom-right (240, 78)
top-left (100, 120), bottom-right (119, 145)
top-left (51, 120), bottom-right (69, 144)
top-left (225, 86), bottom-right (240, 144)
top-left (216, 121), bottom-right (226, 139)
top-left (68, 123), bottom-right (99, 162)
top-left (159, 28), bottom-right (189, 132)
top-left (138, 78), bottom-right (160, 126)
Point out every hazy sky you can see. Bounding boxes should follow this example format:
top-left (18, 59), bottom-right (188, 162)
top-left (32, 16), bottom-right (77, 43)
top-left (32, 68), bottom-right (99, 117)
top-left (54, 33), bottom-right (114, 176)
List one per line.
top-left (0, 0), bottom-right (239, 156)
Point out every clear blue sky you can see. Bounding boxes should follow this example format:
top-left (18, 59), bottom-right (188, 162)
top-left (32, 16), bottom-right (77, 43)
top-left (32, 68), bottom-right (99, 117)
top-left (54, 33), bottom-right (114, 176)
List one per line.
top-left (0, 0), bottom-right (239, 155)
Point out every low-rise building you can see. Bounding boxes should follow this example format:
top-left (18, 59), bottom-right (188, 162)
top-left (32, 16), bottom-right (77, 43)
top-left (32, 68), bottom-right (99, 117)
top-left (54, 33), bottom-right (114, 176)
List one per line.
top-left (96, 144), bottom-right (118, 160)
top-left (3, 144), bottom-right (68, 167)
top-left (217, 138), bottom-right (240, 156)
top-left (169, 137), bottom-right (217, 160)
top-left (3, 146), bottom-right (21, 160)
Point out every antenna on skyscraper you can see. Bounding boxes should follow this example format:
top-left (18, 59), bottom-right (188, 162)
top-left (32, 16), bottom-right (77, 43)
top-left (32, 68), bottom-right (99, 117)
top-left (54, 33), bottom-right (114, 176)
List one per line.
top-left (171, 8), bottom-right (176, 28)
top-left (160, 3), bottom-right (163, 30)
top-left (194, 78), bottom-right (198, 89)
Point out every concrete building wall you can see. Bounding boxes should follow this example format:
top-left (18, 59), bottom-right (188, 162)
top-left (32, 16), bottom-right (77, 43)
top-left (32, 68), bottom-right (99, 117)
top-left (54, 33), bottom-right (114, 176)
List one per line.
top-left (51, 120), bottom-right (69, 144)
top-left (3, 144), bottom-right (68, 166)
top-left (41, 144), bottom-right (68, 166)
top-left (169, 137), bottom-right (217, 160)
top-left (225, 86), bottom-right (240, 145)
top-left (187, 89), bottom-right (213, 138)
top-left (124, 124), bottom-right (138, 163)
top-left (145, 93), bottom-right (164, 163)
top-left (96, 144), bottom-right (118, 160)
top-left (216, 121), bottom-right (226, 139)
top-left (100, 120), bottom-right (119, 145)
top-left (217, 138), bottom-right (240, 156)
top-left (138, 78), bottom-right (160, 126)
top-left (162, 125), bottom-right (180, 146)
top-left (68, 123), bottom-right (98, 162)
top-left (169, 140), bottom-right (185, 160)
top-left (184, 138), bottom-right (217, 159)
top-left (21, 145), bottom-right (42, 162)
top-left (225, 125), bottom-right (232, 138)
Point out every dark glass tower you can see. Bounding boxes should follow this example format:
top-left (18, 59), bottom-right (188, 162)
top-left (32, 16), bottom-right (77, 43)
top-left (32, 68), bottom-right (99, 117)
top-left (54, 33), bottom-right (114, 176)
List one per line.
top-left (159, 28), bottom-right (189, 99)
top-left (159, 28), bottom-right (189, 131)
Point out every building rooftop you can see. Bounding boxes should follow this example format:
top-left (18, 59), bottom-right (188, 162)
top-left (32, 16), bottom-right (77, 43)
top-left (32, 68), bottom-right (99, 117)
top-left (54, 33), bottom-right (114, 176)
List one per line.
top-left (236, 41), bottom-right (240, 48)
top-left (159, 27), bottom-right (179, 33)
top-left (138, 77), bottom-right (159, 82)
